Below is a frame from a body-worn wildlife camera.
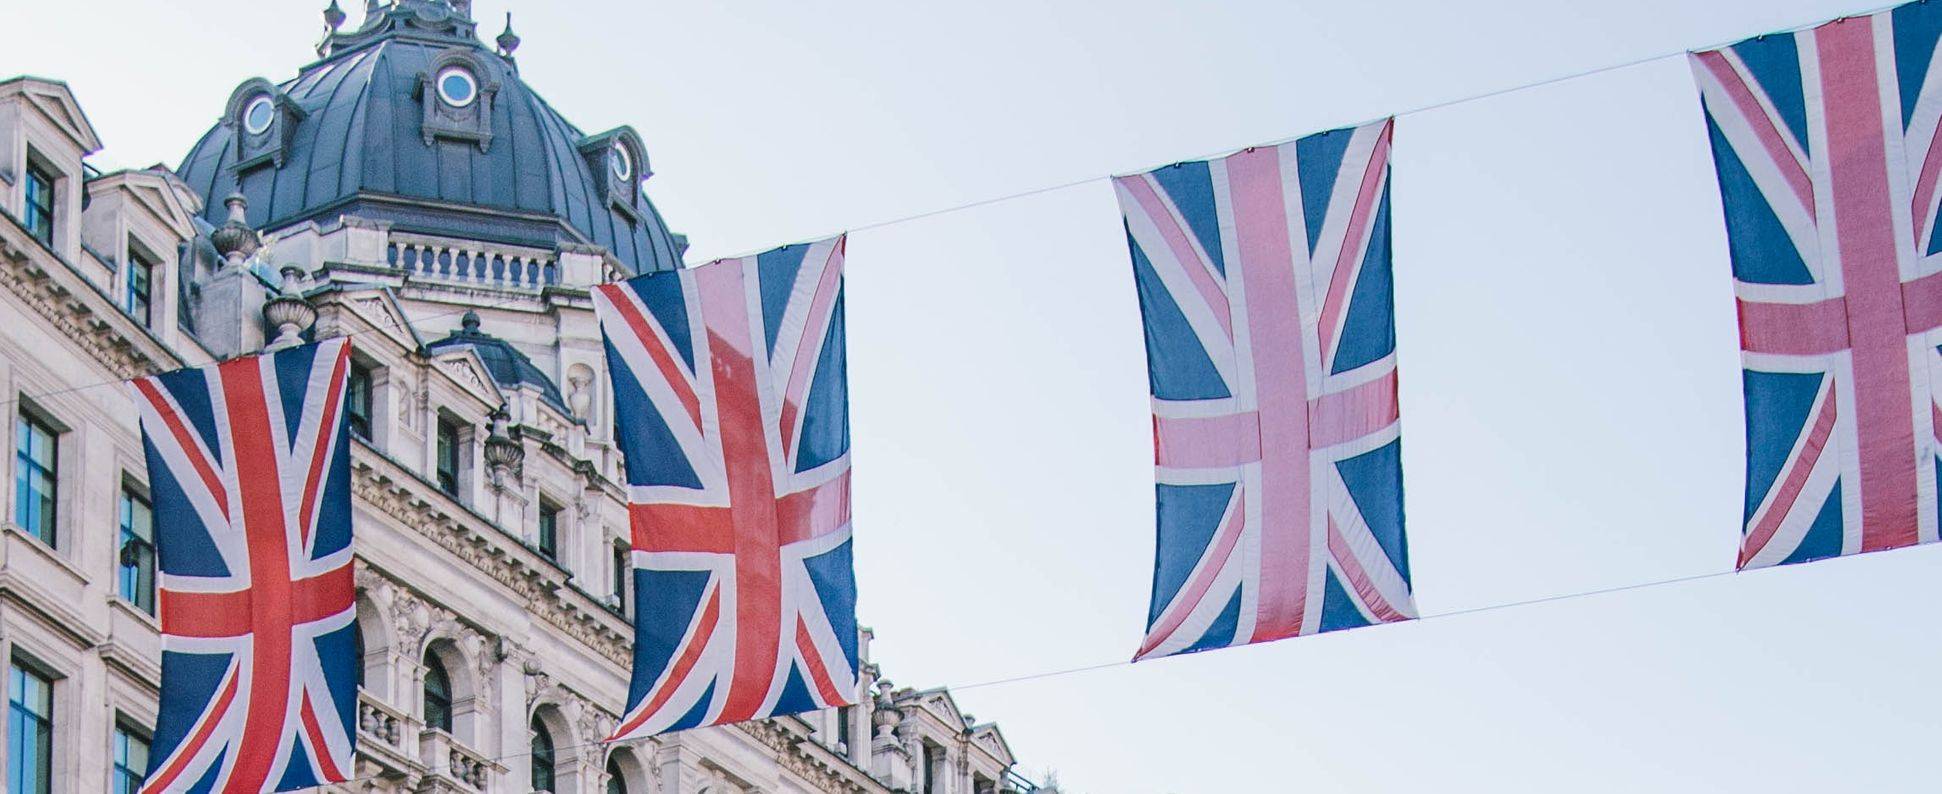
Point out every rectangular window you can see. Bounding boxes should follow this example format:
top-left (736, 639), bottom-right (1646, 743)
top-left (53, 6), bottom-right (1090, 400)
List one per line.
top-left (610, 542), bottom-right (627, 604)
top-left (922, 744), bottom-right (937, 794)
top-left (7, 662), bottom-right (53, 794)
top-left (124, 245), bottom-right (154, 327)
top-left (118, 487), bottom-right (156, 614)
top-left (112, 721), bottom-right (150, 794)
top-left (23, 162), bottom-right (55, 246)
top-left (536, 500), bottom-right (559, 559)
top-left (13, 411), bottom-right (59, 545)
top-left (435, 418), bottom-right (460, 496)
top-left (836, 705), bottom-right (852, 750)
top-left (346, 363), bottom-right (373, 441)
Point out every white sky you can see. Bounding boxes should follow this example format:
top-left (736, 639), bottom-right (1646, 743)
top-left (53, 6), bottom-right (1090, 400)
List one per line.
top-left (7, 0), bottom-right (1941, 791)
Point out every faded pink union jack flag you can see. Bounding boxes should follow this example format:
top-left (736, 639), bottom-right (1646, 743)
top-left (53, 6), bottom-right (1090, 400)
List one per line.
top-left (1113, 119), bottom-right (1415, 662)
top-left (1693, 1), bottom-right (1942, 569)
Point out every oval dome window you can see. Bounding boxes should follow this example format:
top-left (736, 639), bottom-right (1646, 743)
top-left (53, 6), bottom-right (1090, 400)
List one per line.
top-left (611, 143), bottom-right (633, 181)
top-left (243, 95), bottom-right (275, 135)
top-left (436, 67), bottom-right (478, 108)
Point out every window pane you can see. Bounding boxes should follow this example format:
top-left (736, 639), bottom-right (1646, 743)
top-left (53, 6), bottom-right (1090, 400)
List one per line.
top-left (606, 759), bottom-right (625, 794)
top-left (119, 489), bottom-right (156, 614)
top-left (530, 720), bottom-right (554, 792)
top-left (125, 252), bottom-right (153, 327)
top-left (537, 503), bottom-right (558, 558)
top-left (8, 663), bottom-right (53, 794)
top-left (423, 655), bottom-right (452, 732)
top-left (436, 421), bottom-right (459, 495)
top-left (24, 165), bottom-right (54, 245)
top-left (14, 414), bottom-right (57, 545)
top-left (114, 723), bottom-right (150, 794)
top-left (346, 365), bottom-right (372, 440)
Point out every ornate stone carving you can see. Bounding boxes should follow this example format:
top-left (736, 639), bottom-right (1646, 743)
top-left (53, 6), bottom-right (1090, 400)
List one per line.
top-left (351, 454), bottom-right (634, 667)
top-left (736, 721), bottom-right (870, 794)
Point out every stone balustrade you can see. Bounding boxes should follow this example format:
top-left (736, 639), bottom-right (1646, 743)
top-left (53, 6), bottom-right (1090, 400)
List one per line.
top-left (357, 691), bottom-right (409, 749)
top-left (388, 234), bottom-right (558, 289)
top-left (419, 727), bottom-right (496, 790)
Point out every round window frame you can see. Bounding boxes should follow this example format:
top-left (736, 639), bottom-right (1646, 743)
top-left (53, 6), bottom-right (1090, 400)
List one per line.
top-left (242, 95), bottom-right (276, 136)
top-left (435, 67), bottom-right (479, 108)
top-left (611, 143), bottom-right (634, 182)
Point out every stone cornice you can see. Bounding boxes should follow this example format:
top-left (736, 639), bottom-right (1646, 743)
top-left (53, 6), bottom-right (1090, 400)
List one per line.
top-left (738, 719), bottom-right (890, 794)
top-left (349, 444), bottom-right (633, 667)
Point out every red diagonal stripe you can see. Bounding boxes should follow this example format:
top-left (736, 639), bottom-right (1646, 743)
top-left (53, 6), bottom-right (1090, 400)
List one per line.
top-left (794, 616), bottom-right (849, 706)
top-left (1740, 380), bottom-right (1837, 568)
top-left (1696, 51), bottom-right (1816, 221)
top-left (611, 585), bottom-right (721, 739)
top-left (132, 378), bottom-right (230, 521)
top-left (598, 283), bottom-right (703, 432)
top-left (1317, 121), bottom-right (1392, 363)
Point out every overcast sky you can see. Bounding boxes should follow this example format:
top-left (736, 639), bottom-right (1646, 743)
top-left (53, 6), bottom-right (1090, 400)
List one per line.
top-left (7, 0), bottom-right (1941, 791)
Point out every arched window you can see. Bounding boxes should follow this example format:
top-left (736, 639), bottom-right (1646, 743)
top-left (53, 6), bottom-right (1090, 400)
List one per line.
top-left (423, 654), bottom-right (453, 733)
top-left (530, 718), bottom-right (556, 792)
top-left (605, 757), bottom-right (626, 794)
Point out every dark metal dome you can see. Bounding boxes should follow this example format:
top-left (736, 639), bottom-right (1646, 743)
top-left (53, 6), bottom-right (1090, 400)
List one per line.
top-left (176, 0), bottom-right (683, 277)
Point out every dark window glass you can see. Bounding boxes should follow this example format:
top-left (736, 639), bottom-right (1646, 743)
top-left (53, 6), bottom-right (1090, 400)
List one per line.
top-left (346, 364), bottom-right (373, 441)
top-left (7, 662), bottom-right (53, 794)
top-left (14, 412), bottom-right (58, 545)
top-left (423, 654), bottom-right (452, 732)
top-left (610, 542), bottom-right (628, 604)
top-left (118, 487), bottom-right (155, 614)
top-left (922, 745), bottom-right (937, 793)
top-left (112, 722), bottom-right (150, 794)
top-left (537, 501), bottom-right (559, 559)
top-left (836, 705), bottom-right (852, 749)
top-left (352, 628), bottom-right (365, 689)
top-left (435, 419), bottom-right (460, 495)
top-left (23, 163), bottom-right (55, 246)
top-left (530, 719), bottom-right (555, 792)
top-left (605, 758), bottom-right (625, 794)
top-left (125, 246), bottom-right (153, 326)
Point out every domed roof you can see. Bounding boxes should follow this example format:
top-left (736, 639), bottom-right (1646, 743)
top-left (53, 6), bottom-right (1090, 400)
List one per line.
top-left (176, 0), bottom-right (683, 276)
top-left (427, 310), bottom-right (569, 411)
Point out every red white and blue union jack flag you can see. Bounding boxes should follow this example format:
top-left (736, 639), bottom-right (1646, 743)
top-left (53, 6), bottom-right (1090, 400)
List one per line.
top-left (595, 235), bottom-right (858, 739)
top-left (1693, 3), bottom-right (1942, 569)
top-left (1114, 119), bottom-right (1415, 662)
top-left (128, 338), bottom-right (358, 793)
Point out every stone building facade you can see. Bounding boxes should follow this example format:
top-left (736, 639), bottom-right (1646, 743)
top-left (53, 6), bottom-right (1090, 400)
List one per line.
top-left (0, 3), bottom-right (1044, 793)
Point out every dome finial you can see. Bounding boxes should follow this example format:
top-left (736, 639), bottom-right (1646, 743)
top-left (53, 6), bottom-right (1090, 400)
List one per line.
top-left (323, 0), bottom-right (347, 30)
top-left (496, 12), bottom-right (522, 57)
top-left (460, 309), bottom-right (482, 333)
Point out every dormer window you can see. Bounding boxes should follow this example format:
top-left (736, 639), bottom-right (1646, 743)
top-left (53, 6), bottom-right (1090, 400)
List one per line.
top-left (224, 78), bottom-right (304, 170)
top-left (436, 66), bottom-right (477, 108)
top-left (417, 49), bottom-right (497, 150)
top-left (242, 95), bottom-right (275, 135)
top-left (579, 127), bottom-right (648, 219)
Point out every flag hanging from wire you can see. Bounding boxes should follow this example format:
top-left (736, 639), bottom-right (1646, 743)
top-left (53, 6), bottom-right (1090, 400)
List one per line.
top-left (1692, 1), bottom-right (1942, 570)
top-left (1113, 119), bottom-right (1416, 662)
top-left (595, 235), bottom-right (859, 739)
top-left (128, 338), bottom-right (359, 794)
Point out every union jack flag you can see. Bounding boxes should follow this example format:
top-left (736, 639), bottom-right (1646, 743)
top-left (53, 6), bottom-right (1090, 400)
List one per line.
top-left (1693, 3), bottom-right (1942, 570)
top-left (1114, 120), bottom-right (1415, 661)
top-left (595, 235), bottom-right (858, 739)
top-left (127, 338), bottom-right (358, 793)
